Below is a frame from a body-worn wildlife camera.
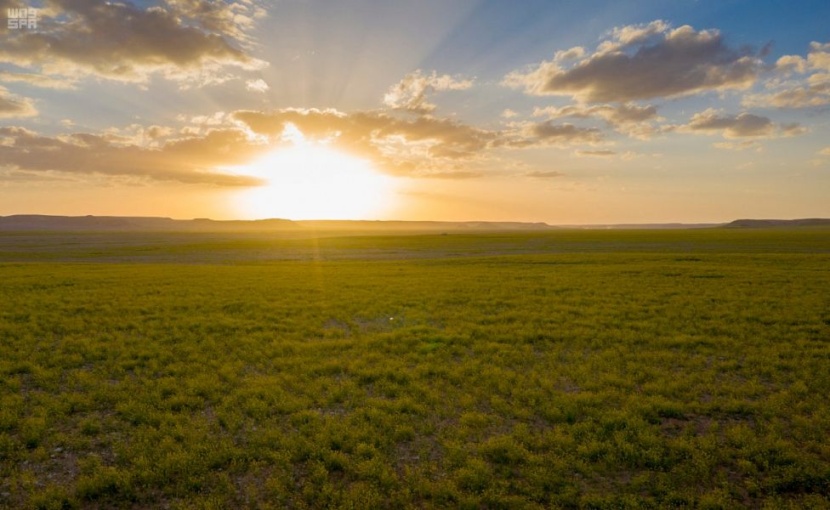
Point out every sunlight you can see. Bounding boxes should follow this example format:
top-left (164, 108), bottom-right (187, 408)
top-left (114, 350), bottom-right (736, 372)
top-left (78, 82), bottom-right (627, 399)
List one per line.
top-left (234, 138), bottom-right (394, 220)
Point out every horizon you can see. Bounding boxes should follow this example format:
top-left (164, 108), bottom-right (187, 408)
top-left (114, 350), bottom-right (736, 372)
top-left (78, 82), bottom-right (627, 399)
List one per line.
top-left (1, 1), bottom-right (829, 223)
top-left (2, 212), bottom-right (829, 228)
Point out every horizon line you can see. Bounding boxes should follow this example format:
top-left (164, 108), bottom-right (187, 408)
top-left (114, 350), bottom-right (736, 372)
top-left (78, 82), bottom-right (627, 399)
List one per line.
top-left (2, 213), bottom-right (830, 227)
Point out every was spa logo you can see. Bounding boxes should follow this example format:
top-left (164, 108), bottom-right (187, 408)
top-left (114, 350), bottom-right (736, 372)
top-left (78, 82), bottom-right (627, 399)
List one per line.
top-left (7, 7), bottom-right (39, 30)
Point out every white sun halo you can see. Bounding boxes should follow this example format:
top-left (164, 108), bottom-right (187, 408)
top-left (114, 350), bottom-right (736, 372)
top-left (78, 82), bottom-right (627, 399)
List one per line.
top-left (235, 140), bottom-right (394, 220)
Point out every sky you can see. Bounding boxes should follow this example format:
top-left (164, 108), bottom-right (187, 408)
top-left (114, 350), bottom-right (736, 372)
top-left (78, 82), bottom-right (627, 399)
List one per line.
top-left (0, 0), bottom-right (828, 224)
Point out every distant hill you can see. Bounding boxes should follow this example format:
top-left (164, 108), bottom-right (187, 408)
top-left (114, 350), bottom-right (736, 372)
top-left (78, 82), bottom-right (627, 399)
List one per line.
top-left (3, 215), bottom-right (828, 232)
top-left (0, 215), bottom-right (298, 232)
top-left (724, 218), bottom-right (830, 228)
top-left (0, 215), bottom-right (556, 232)
top-left (560, 223), bottom-right (720, 230)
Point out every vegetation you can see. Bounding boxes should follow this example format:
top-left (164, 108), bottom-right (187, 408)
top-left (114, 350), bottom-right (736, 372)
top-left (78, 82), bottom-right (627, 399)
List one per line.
top-left (1, 228), bottom-right (829, 508)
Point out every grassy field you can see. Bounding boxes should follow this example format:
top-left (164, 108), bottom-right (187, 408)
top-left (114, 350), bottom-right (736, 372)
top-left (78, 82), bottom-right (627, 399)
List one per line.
top-left (1, 228), bottom-right (829, 508)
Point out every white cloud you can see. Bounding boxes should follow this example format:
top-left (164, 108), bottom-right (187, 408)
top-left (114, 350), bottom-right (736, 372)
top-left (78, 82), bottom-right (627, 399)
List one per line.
top-left (743, 41), bottom-right (830, 108)
top-left (383, 70), bottom-right (473, 114)
top-left (246, 79), bottom-right (270, 93)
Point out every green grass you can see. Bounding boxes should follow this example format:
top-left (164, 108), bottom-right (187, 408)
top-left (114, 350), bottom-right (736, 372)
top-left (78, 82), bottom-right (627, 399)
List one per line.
top-left (1, 229), bottom-right (829, 508)
top-left (2, 227), bottom-right (829, 263)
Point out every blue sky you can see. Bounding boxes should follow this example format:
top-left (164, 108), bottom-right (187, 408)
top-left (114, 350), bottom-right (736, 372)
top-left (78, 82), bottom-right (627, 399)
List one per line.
top-left (1, 0), bottom-right (828, 222)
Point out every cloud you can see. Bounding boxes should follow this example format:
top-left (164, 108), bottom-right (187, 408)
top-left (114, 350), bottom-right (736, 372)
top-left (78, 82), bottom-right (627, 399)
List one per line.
top-left (775, 55), bottom-right (807, 74)
top-left (676, 108), bottom-right (806, 139)
top-left (0, 70), bottom-right (76, 89)
top-left (684, 109), bottom-right (773, 138)
top-left (576, 150), bottom-right (616, 157)
top-left (246, 79), bottom-right (269, 93)
top-left (744, 83), bottom-right (830, 108)
top-left (818, 147), bottom-right (830, 157)
top-left (554, 46), bottom-right (586, 62)
top-left (0, 86), bottom-right (37, 118)
top-left (0, 102), bottom-right (618, 186)
top-left (383, 70), bottom-right (473, 114)
top-left (234, 107), bottom-right (608, 178)
top-left (505, 21), bottom-right (762, 102)
top-left (420, 171), bottom-right (484, 179)
top-left (0, 168), bottom-right (81, 184)
top-left (0, 0), bottom-right (266, 86)
top-left (534, 103), bottom-right (658, 123)
top-left (233, 108), bottom-right (497, 175)
top-left (713, 140), bottom-right (762, 151)
top-left (145, 125), bottom-right (174, 140)
top-left (164, 0), bottom-right (267, 42)
top-left (808, 41), bottom-right (830, 71)
top-left (743, 41), bottom-right (830, 108)
top-left (521, 121), bottom-right (603, 146)
top-left (0, 125), bottom-right (268, 186)
top-left (780, 123), bottom-right (808, 137)
top-left (603, 20), bottom-right (670, 49)
top-left (532, 102), bottom-right (660, 138)
top-left (525, 171), bottom-right (565, 179)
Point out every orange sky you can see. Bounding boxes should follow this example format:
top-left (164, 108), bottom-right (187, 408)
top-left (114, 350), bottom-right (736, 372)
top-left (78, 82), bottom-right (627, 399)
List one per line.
top-left (1, 1), bottom-right (828, 223)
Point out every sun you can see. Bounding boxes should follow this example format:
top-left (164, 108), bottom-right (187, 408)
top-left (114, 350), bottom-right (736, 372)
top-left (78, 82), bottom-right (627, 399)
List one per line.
top-left (234, 141), bottom-right (395, 220)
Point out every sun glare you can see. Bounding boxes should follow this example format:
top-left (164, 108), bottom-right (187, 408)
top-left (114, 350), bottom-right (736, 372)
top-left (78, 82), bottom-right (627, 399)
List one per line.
top-left (235, 141), bottom-right (394, 220)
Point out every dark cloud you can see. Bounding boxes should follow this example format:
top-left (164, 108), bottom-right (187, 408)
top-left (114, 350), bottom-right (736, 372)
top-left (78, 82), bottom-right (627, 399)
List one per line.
top-left (533, 103), bottom-right (660, 138)
top-left (676, 109), bottom-right (806, 139)
top-left (496, 121), bottom-right (602, 148)
top-left (505, 21), bottom-right (762, 102)
top-left (0, 86), bottom-right (37, 118)
top-left (530, 122), bottom-right (602, 143)
top-left (0, 70), bottom-right (76, 89)
top-left (164, 0), bottom-right (264, 42)
top-left (685, 110), bottom-right (773, 138)
top-left (576, 150), bottom-right (616, 157)
top-left (0, 125), bottom-right (267, 186)
top-left (525, 170), bottom-right (565, 179)
top-left (534, 103), bottom-right (658, 124)
top-left (0, 0), bottom-right (265, 84)
top-left (780, 123), bottom-right (808, 137)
